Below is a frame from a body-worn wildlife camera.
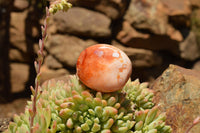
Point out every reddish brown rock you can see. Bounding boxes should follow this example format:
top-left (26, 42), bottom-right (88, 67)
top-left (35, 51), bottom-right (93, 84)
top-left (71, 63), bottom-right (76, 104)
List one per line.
top-left (190, 0), bottom-right (200, 7)
top-left (160, 0), bottom-right (191, 16)
top-left (116, 21), bottom-right (180, 55)
top-left (151, 64), bottom-right (200, 133)
top-left (166, 25), bottom-right (183, 42)
top-left (124, 0), bottom-right (168, 35)
top-left (116, 21), bottom-right (149, 42)
top-left (52, 7), bottom-right (111, 38)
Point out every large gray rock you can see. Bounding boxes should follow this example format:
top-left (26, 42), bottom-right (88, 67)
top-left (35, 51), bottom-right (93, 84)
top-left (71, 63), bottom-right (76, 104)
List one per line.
top-left (40, 65), bottom-right (69, 84)
top-left (44, 55), bottom-right (63, 69)
top-left (69, 0), bottom-right (129, 19)
top-left (46, 34), bottom-right (96, 67)
top-left (52, 7), bottom-right (111, 38)
top-left (124, 0), bottom-right (168, 35)
top-left (151, 65), bottom-right (200, 133)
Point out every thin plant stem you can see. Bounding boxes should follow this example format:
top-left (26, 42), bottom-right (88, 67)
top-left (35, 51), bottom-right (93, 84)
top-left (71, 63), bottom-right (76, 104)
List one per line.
top-left (28, 1), bottom-right (71, 131)
top-left (30, 7), bottom-right (50, 133)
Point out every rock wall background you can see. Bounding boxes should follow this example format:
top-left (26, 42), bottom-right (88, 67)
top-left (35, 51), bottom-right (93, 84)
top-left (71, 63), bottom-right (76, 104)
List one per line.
top-left (0, 0), bottom-right (200, 99)
top-left (0, 0), bottom-right (200, 132)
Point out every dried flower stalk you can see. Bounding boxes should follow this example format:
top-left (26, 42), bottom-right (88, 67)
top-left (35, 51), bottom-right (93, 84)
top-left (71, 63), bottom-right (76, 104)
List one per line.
top-left (29, 1), bottom-right (72, 132)
top-left (29, 7), bottom-right (50, 133)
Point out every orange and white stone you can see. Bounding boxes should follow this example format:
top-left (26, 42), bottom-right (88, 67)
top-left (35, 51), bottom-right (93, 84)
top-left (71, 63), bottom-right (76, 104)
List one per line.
top-left (76, 44), bottom-right (132, 92)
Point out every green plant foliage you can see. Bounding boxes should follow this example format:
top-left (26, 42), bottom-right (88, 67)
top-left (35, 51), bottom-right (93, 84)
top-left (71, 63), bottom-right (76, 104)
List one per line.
top-left (133, 106), bottom-right (172, 133)
top-left (4, 75), bottom-right (172, 133)
top-left (122, 79), bottom-right (154, 111)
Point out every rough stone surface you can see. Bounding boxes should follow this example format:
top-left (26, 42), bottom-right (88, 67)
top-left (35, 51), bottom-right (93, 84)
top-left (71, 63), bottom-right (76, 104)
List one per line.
top-left (10, 11), bottom-right (27, 52)
top-left (112, 41), bottom-right (162, 67)
top-left (116, 21), bottom-right (149, 41)
top-left (69, 0), bottom-right (129, 19)
top-left (192, 60), bottom-right (200, 72)
top-left (40, 65), bottom-right (69, 84)
top-left (160, 0), bottom-right (191, 16)
top-left (190, 0), bottom-right (200, 7)
top-left (52, 7), bottom-right (111, 38)
top-left (191, 9), bottom-right (200, 57)
top-left (166, 25), bottom-right (183, 42)
top-left (124, 0), bottom-right (168, 35)
top-left (46, 34), bottom-right (96, 67)
top-left (13, 0), bottom-right (29, 11)
top-left (9, 48), bottom-right (29, 63)
top-left (180, 32), bottom-right (200, 61)
top-left (151, 64), bottom-right (200, 133)
top-left (44, 55), bottom-right (63, 69)
top-left (116, 21), bottom-right (180, 55)
top-left (10, 63), bottom-right (29, 93)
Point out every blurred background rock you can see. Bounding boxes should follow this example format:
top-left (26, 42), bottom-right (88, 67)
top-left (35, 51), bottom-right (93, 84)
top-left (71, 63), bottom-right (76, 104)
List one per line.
top-left (0, 0), bottom-right (200, 132)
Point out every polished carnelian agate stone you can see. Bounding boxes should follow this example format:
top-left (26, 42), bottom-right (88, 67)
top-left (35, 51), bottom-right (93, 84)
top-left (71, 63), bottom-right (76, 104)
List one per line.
top-left (76, 44), bottom-right (132, 92)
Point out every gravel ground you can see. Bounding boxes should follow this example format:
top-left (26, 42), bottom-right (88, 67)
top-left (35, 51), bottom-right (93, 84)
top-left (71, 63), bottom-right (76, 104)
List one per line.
top-left (0, 98), bottom-right (28, 132)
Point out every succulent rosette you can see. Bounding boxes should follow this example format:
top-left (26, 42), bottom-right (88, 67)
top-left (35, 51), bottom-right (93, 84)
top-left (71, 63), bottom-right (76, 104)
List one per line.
top-left (46, 75), bottom-right (135, 132)
top-left (122, 79), bottom-right (154, 111)
top-left (5, 76), bottom-right (135, 133)
top-left (4, 44), bottom-right (172, 133)
top-left (4, 75), bottom-right (172, 133)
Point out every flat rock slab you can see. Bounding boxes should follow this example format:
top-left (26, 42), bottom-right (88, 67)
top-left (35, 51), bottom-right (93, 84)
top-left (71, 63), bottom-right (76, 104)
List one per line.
top-left (69, 0), bottom-right (129, 19)
top-left (53, 7), bottom-right (111, 38)
top-left (46, 34), bottom-right (96, 67)
top-left (151, 64), bottom-right (200, 133)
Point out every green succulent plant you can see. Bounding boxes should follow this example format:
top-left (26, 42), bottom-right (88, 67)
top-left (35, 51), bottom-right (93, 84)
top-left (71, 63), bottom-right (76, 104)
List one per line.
top-left (122, 79), bottom-right (154, 111)
top-left (134, 106), bottom-right (172, 133)
top-left (4, 75), bottom-right (172, 133)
